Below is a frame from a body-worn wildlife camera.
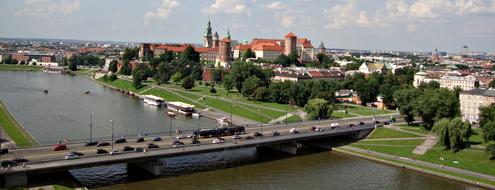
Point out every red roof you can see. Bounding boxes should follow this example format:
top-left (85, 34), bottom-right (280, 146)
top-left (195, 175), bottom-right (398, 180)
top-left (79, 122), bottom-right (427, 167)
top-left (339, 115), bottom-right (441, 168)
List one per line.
top-left (151, 44), bottom-right (217, 53)
top-left (234, 44), bottom-right (252, 51)
top-left (297, 38), bottom-right (313, 48)
top-left (252, 44), bottom-right (284, 52)
top-left (285, 32), bottom-right (297, 38)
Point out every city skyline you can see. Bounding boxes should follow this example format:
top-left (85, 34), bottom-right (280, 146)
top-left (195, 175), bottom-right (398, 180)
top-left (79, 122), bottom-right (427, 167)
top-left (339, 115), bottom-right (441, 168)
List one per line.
top-left (1, 0), bottom-right (495, 53)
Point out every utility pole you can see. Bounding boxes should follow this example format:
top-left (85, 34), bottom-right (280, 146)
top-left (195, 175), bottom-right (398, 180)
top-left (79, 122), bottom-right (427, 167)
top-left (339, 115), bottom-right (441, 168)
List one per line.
top-left (259, 109), bottom-right (262, 139)
top-left (111, 120), bottom-right (114, 153)
top-left (230, 103), bottom-right (233, 127)
top-left (89, 112), bottom-right (93, 143)
top-left (169, 117), bottom-right (173, 137)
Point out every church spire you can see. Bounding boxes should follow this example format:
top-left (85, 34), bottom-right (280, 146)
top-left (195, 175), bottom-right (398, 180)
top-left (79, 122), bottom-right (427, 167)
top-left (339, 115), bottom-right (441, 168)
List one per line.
top-left (225, 28), bottom-right (231, 40)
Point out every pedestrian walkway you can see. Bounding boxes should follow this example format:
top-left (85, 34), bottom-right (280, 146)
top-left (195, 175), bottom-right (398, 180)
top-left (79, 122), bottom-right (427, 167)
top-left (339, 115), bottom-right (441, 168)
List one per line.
top-left (413, 134), bottom-right (438, 155)
top-left (269, 113), bottom-right (294, 124)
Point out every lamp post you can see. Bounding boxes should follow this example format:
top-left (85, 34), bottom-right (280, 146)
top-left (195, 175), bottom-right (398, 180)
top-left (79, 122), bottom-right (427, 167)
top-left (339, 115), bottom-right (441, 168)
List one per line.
top-left (258, 109), bottom-right (262, 138)
top-left (230, 103), bottom-right (234, 127)
top-left (89, 112), bottom-right (93, 143)
top-left (169, 117), bottom-right (173, 137)
top-left (285, 104), bottom-right (288, 127)
top-left (110, 120), bottom-right (114, 153)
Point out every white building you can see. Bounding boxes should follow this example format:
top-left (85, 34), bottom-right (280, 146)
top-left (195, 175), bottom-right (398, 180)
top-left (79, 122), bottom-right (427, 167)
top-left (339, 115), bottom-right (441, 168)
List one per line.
top-left (413, 71), bottom-right (479, 91)
top-left (460, 88), bottom-right (495, 123)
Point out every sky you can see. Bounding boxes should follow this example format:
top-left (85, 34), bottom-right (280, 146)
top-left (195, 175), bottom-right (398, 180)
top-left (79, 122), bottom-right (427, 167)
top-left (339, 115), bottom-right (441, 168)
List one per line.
top-left (1, 0), bottom-right (495, 53)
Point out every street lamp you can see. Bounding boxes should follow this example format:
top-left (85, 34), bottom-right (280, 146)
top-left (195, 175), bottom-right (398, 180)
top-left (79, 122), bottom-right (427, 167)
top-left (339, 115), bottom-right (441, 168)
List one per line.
top-left (169, 116), bottom-right (173, 137)
top-left (258, 109), bottom-right (262, 138)
top-left (110, 120), bottom-right (114, 153)
top-left (89, 112), bottom-right (93, 143)
top-left (230, 103), bottom-right (234, 127)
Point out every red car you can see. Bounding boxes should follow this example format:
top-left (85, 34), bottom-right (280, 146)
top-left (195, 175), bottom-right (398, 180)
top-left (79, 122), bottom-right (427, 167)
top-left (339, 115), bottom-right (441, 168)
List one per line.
top-left (52, 144), bottom-right (67, 151)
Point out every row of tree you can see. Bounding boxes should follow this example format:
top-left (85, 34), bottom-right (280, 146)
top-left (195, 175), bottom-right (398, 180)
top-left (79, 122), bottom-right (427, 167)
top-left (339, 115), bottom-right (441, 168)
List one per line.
top-left (479, 105), bottom-right (495, 159)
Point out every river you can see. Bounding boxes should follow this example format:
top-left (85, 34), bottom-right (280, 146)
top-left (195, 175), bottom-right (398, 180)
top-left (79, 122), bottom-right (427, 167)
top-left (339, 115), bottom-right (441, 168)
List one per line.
top-left (0, 71), bottom-right (484, 189)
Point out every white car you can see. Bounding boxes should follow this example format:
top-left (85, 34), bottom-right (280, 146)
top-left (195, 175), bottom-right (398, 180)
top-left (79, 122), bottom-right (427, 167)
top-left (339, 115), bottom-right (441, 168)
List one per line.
top-left (212, 138), bottom-right (225, 144)
top-left (232, 134), bottom-right (241, 139)
top-left (330, 123), bottom-right (339, 129)
top-left (315, 127), bottom-right (323, 132)
top-left (64, 153), bottom-right (79, 160)
top-left (176, 135), bottom-right (186, 139)
top-left (289, 128), bottom-right (299, 134)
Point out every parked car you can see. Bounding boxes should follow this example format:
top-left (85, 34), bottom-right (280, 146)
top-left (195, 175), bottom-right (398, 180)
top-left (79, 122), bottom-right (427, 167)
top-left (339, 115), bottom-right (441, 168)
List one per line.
top-left (290, 128), bottom-right (299, 134)
top-left (52, 144), bottom-right (67, 151)
top-left (172, 140), bottom-right (185, 148)
top-left (272, 130), bottom-right (280, 136)
top-left (152, 137), bottom-right (162, 142)
top-left (254, 132), bottom-right (263, 137)
top-left (70, 151), bottom-right (84, 156)
top-left (85, 141), bottom-right (97, 146)
top-left (147, 143), bottom-right (159, 149)
top-left (191, 138), bottom-right (201, 144)
top-left (136, 137), bottom-right (145, 143)
top-left (96, 149), bottom-right (108, 154)
top-left (1, 160), bottom-right (17, 167)
top-left (64, 153), bottom-right (78, 160)
top-left (0, 148), bottom-right (8, 155)
top-left (123, 146), bottom-right (134, 151)
top-left (12, 158), bottom-right (29, 164)
top-left (97, 142), bottom-right (110, 147)
top-left (115, 138), bottom-right (126, 144)
top-left (212, 138), bottom-right (225, 144)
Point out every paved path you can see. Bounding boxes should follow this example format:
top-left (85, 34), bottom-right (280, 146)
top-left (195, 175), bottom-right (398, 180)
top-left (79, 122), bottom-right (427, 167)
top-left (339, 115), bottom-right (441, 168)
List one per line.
top-left (384, 125), bottom-right (428, 137)
top-left (413, 134), bottom-right (438, 155)
top-left (361, 137), bottom-right (427, 141)
top-left (339, 146), bottom-right (495, 182)
top-left (269, 113), bottom-right (293, 124)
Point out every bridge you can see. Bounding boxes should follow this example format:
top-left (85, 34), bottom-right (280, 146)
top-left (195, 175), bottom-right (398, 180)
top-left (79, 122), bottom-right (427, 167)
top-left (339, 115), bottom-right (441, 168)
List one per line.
top-left (0, 115), bottom-right (395, 187)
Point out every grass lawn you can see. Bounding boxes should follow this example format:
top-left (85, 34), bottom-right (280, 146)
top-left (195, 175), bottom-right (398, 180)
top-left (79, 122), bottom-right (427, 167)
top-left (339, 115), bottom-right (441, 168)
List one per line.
top-left (143, 88), bottom-right (206, 109)
top-left (201, 97), bottom-right (272, 123)
top-left (469, 128), bottom-right (487, 146)
top-left (368, 127), bottom-right (422, 139)
top-left (96, 78), bottom-right (151, 93)
top-left (0, 100), bottom-right (37, 147)
top-left (395, 123), bottom-right (430, 135)
top-left (351, 140), bottom-right (424, 158)
top-left (419, 144), bottom-right (495, 176)
top-left (331, 111), bottom-right (355, 118)
top-left (283, 114), bottom-right (302, 123)
top-left (0, 64), bottom-right (42, 71)
top-left (336, 103), bottom-right (394, 116)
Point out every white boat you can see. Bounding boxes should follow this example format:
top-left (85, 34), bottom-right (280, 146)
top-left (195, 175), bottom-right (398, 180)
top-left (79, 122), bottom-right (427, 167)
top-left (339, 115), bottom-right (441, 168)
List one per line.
top-left (143, 95), bottom-right (165, 106)
top-left (167, 101), bottom-right (195, 116)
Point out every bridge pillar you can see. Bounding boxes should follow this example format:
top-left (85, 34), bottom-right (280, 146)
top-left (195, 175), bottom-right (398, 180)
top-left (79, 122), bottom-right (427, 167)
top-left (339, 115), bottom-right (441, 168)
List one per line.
top-left (128, 159), bottom-right (166, 176)
top-left (2, 173), bottom-right (27, 187)
top-left (260, 142), bottom-right (303, 155)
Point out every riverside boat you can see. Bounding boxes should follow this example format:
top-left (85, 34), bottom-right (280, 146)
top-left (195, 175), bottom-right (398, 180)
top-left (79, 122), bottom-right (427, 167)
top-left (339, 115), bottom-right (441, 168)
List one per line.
top-left (167, 101), bottom-right (195, 116)
top-left (143, 95), bottom-right (165, 107)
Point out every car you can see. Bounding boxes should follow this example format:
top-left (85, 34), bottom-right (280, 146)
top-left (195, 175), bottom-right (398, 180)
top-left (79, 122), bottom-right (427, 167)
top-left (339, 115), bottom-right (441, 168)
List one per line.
top-left (109, 150), bottom-right (121, 155)
top-left (96, 149), bottom-right (108, 154)
top-left (152, 137), bottom-right (162, 142)
top-left (254, 132), bottom-right (263, 137)
top-left (384, 121), bottom-right (390, 125)
top-left (358, 122), bottom-right (365, 125)
top-left (97, 142), bottom-right (110, 147)
top-left (1, 160), bottom-right (17, 167)
top-left (115, 138), bottom-right (126, 144)
top-left (176, 135), bottom-right (186, 139)
top-left (123, 146), bottom-right (134, 151)
top-left (64, 153), bottom-right (78, 160)
top-left (191, 138), bottom-right (201, 144)
top-left (272, 130), bottom-right (280, 136)
top-left (147, 143), bottom-right (159, 149)
top-left (85, 141), bottom-right (97, 146)
top-left (289, 128), bottom-right (299, 134)
top-left (136, 137), bottom-right (145, 143)
top-left (375, 121), bottom-right (381, 124)
top-left (70, 151), bottom-right (84, 156)
top-left (135, 147), bottom-right (145, 152)
top-left (52, 144), bottom-right (67, 151)
top-left (172, 140), bottom-right (185, 148)
top-left (212, 138), bottom-right (224, 144)
top-left (186, 134), bottom-right (195, 138)
top-left (330, 123), bottom-right (339, 129)
top-left (0, 148), bottom-right (8, 155)
top-left (12, 158), bottom-right (29, 163)
top-left (232, 134), bottom-right (241, 139)
top-left (245, 136), bottom-right (254, 140)
top-left (314, 127), bottom-right (323, 132)
top-left (349, 124), bottom-right (356, 128)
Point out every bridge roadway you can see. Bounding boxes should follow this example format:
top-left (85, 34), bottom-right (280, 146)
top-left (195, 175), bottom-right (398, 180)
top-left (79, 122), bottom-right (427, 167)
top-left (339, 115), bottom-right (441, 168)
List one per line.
top-left (0, 115), bottom-right (393, 175)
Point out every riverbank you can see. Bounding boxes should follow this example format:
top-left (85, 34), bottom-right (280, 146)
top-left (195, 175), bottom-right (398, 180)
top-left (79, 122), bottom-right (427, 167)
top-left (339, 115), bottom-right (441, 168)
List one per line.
top-left (336, 124), bottom-right (495, 189)
top-left (0, 100), bottom-right (38, 147)
top-left (0, 64), bottom-right (42, 71)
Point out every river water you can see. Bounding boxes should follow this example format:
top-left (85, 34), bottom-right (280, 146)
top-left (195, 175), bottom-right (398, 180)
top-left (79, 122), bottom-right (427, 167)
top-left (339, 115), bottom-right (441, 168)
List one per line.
top-left (0, 71), bottom-right (484, 189)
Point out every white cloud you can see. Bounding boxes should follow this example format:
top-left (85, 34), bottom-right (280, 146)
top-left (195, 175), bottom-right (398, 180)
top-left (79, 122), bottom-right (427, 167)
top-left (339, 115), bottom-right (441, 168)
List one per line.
top-left (144, 0), bottom-right (180, 23)
top-left (408, 0), bottom-right (455, 19)
top-left (455, 0), bottom-right (495, 14)
top-left (15, 0), bottom-right (80, 17)
top-left (385, 0), bottom-right (409, 17)
top-left (275, 9), bottom-right (310, 28)
top-left (266, 1), bottom-right (284, 10)
top-left (323, 1), bottom-right (377, 29)
top-left (202, 0), bottom-right (251, 16)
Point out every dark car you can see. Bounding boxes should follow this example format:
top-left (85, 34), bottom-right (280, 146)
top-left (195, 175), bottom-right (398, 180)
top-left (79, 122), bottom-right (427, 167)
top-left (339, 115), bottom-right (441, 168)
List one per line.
top-left (85, 141), bottom-right (97, 146)
top-left (152, 137), bottom-right (162, 142)
top-left (375, 120), bottom-right (381, 124)
top-left (359, 122), bottom-right (365, 125)
top-left (70, 151), bottom-right (84, 156)
top-left (0, 148), bottom-right (8, 155)
top-left (254, 132), bottom-right (263, 137)
top-left (384, 121), bottom-right (390, 125)
top-left (147, 143), bottom-right (159, 149)
top-left (1, 160), bottom-right (17, 167)
top-left (272, 131), bottom-right (280, 136)
top-left (123, 146), bottom-right (134, 151)
top-left (172, 140), bottom-right (184, 147)
top-left (97, 149), bottom-right (108, 154)
top-left (52, 144), bottom-right (67, 151)
top-left (115, 138), bottom-right (126, 144)
top-left (135, 147), bottom-right (144, 152)
top-left (191, 138), bottom-right (201, 144)
top-left (97, 142), bottom-right (110, 147)
top-left (136, 137), bottom-right (145, 143)
top-left (12, 158), bottom-right (29, 164)
top-left (245, 136), bottom-right (254, 140)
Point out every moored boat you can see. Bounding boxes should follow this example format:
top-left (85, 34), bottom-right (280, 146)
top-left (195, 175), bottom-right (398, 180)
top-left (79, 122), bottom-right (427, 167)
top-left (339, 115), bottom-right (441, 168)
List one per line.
top-left (143, 95), bottom-right (165, 107)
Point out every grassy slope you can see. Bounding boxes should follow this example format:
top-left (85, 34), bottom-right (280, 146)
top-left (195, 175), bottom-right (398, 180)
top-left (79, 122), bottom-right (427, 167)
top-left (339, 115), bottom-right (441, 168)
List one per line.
top-left (367, 127), bottom-right (422, 139)
top-left (0, 64), bottom-right (43, 71)
top-left (0, 100), bottom-right (37, 147)
top-left (351, 140), bottom-right (424, 158)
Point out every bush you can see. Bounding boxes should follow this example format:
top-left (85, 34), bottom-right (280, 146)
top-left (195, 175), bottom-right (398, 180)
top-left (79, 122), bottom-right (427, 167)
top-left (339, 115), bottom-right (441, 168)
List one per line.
top-left (109, 74), bottom-right (117, 81)
top-left (198, 81), bottom-right (203, 85)
top-left (210, 87), bottom-right (217, 94)
top-left (486, 143), bottom-right (495, 160)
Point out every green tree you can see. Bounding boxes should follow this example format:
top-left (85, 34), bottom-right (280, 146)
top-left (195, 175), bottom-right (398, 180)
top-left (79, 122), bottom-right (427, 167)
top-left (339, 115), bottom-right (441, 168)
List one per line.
top-left (119, 61), bottom-right (132, 75)
top-left (122, 48), bottom-right (139, 61)
top-left (304, 98), bottom-right (334, 120)
top-left (489, 80), bottom-right (495, 88)
top-left (479, 105), bottom-right (495, 142)
top-left (171, 72), bottom-right (182, 85)
top-left (242, 48), bottom-right (256, 60)
top-left (275, 54), bottom-right (291, 67)
top-left (486, 143), bottom-right (495, 160)
top-left (253, 87), bottom-right (269, 102)
top-left (415, 88), bottom-right (460, 129)
top-left (68, 61), bottom-right (77, 71)
top-left (288, 52), bottom-right (300, 66)
top-left (241, 76), bottom-right (261, 98)
top-left (223, 74), bottom-right (235, 92)
top-left (157, 62), bottom-right (175, 84)
top-left (132, 70), bottom-right (144, 89)
top-left (108, 60), bottom-right (118, 73)
top-left (432, 117), bottom-right (471, 151)
top-left (212, 68), bottom-right (224, 83)
top-left (394, 88), bottom-right (421, 124)
top-left (181, 76), bottom-right (195, 90)
top-left (180, 46), bottom-right (200, 63)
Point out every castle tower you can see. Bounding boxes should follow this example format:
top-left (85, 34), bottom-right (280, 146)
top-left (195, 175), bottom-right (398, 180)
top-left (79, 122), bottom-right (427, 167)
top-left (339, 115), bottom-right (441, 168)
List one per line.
top-left (203, 19), bottom-right (213, 48)
top-left (212, 31), bottom-right (219, 48)
top-left (284, 32), bottom-right (297, 55)
top-left (216, 37), bottom-right (231, 68)
top-left (318, 41), bottom-right (326, 54)
top-left (226, 28), bottom-right (231, 40)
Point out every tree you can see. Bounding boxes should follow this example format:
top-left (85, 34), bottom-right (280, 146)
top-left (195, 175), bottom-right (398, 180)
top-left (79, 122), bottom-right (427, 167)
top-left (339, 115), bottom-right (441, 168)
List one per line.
top-left (432, 117), bottom-right (471, 151)
top-left (132, 70), bottom-right (144, 89)
top-left (181, 76), bottom-right (195, 90)
top-left (119, 61), bottom-right (132, 75)
top-left (212, 68), bottom-right (224, 83)
top-left (288, 52), bottom-right (300, 66)
top-left (304, 98), bottom-right (334, 120)
top-left (122, 48), bottom-right (139, 61)
top-left (157, 62), bottom-right (175, 84)
top-left (210, 87), bottom-right (217, 94)
top-left (108, 60), bottom-right (118, 73)
top-left (489, 80), bottom-right (495, 89)
top-left (394, 88), bottom-right (421, 124)
top-left (415, 88), bottom-right (460, 129)
top-left (275, 54), bottom-right (291, 67)
top-left (486, 143), bottom-right (495, 160)
top-left (109, 74), bottom-right (117, 81)
top-left (479, 105), bottom-right (495, 142)
top-left (242, 48), bottom-right (256, 60)
top-left (171, 72), bottom-right (182, 85)
top-left (180, 46), bottom-right (200, 63)
top-left (241, 76), bottom-right (261, 98)
top-left (68, 61), bottom-right (77, 71)
top-left (418, 81), bottom-right (440, 90)
top-left (223, 74), bottom-right (235, 92)
top-left (253, 87), bottom-right (269, 102)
